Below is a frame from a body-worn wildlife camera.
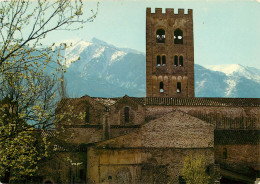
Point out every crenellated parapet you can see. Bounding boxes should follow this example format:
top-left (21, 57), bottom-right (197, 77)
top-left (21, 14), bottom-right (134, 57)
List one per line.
top-left (146, 7), bottom-right (193, 17)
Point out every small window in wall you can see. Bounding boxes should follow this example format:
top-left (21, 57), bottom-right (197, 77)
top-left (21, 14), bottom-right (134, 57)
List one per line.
top-left (179, 56), bottom-right (183, 66)
top-left (124, 107), bottom-right (130, 123)
top-left (223, 148), bottom-right (227, 159)
top-left (174, 55), bottom-right (178, 66)
top-left (156, 29), bottom-right (165, 43)
top-left (162, 56), bottom-right (166, 66)
top-left (174, 29), bottom-right (183, 44)
top-left (177, 82), bottom-right (181, 93)
top-left (157, 55), bottom-right (161, 66)
top-left (85, 107), bottom-right (90, 123)
top-left (160, 82), bottom-right (164, 93)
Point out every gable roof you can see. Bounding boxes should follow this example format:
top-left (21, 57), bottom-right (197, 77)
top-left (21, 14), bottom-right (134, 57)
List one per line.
top-left (58, 96), bottom-right (260, 109)
top-left (95, 110), bottom-right (214, 149)
top-left (145, 97), bottom-right (260, 107)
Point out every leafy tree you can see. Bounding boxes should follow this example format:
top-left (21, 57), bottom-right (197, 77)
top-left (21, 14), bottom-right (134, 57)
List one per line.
top-left (0, 0), bottom-right (97, 183)
top-left (182, 154), bottom-right (211, 184)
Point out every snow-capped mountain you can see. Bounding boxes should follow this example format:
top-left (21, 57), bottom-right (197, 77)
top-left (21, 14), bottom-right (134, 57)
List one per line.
top-left (63, 38), bottom-right (145, 97)
top-left (63, 38), bottom-right (260, 98)
top-left (198, 64), bottom-right (260, 97)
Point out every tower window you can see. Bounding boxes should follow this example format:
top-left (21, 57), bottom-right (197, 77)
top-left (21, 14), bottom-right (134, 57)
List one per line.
top-left (85, 107), bottom-right (90, 123)
top-left (174, 29), bottom-right (183, 44)
top-left (177, 82), bottom-right (181, 93)
top-left (156, 29), bottom-right (165, 43)
top-left (174, 55), bottom-right (178, 66)
top-left (160, 82), bottom-right (164, 93)
top-left (162, 55), bottom-right (166, 66)
top-left (157, 55), bottom-right (161, 66)
top-left (124, 107), bottom-right (130, 123)
top-left (179, 56), bottom-right (183, 66)
top-left (223, 148), bottom-right (227, 159)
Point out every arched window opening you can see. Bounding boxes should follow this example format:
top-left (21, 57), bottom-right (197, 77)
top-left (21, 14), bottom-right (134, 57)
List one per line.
top-left (174, 55), bottom-right (178, 66)
top-left (223, 148), bottom-right (227, 159)
top-left (162, 56), bottom-right (166, 66)
top-left (177, 82), bottom-right (181, 93)
top-left (156, 29), bottom-right (165, 43)
top-left (157, 55), bottom-right (161, 66)
top-left (179, 56), bottom-right (183, 66)
top-left (85, 107), bottom-right (90, 123)
top-left (159, 82), bottom-right (164, 93)
top-left (124, 107), bottom-right (130, 123)
top-left (174, 29), bottom-right (183, 44)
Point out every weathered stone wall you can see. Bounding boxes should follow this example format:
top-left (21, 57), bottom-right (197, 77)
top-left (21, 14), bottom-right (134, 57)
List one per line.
top-left (57, 96), bottom-right (260, 146)
top-left (87, 147), bottom-right (214, 184)
top-left (109, 126), bottom-right (141, 139)
top-left (215, 144), bottom-right (259, 173)
top-left (141, 148), bottom-right (214, 183)
top-left (109, 97), bottom-right (145, 126)
top-left (56, 96), bottom-right (260, 183)
top-left (58, 96), bottom-right (145, 144)
top-left (57, 96), bottom-right (106, 126)
top-left (215, 130), bottom-right (260, 174)
top-left (146, 8), bottom-right (194, 97)
top-left (86, 111), bottom-right (215, 183)
top-left (62, 127), bottom-right (103, 144)
top-left (141, 111), bottom-right (214, 148)
top-left (145, 105), bottom-right (260, 129)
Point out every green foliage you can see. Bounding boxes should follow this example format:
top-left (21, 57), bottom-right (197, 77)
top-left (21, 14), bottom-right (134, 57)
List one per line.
top-left (0, 0), bottom-right (98, 182)
top-left (182, 154), bottom-right (211, 184)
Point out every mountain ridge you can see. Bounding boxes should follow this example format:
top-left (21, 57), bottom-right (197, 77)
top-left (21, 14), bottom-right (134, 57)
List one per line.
top-left (62, 39), bottom-right (260, 98)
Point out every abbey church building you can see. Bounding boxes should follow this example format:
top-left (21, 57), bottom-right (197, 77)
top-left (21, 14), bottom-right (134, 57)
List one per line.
top-left (38, 8), bottom-right (260, 184)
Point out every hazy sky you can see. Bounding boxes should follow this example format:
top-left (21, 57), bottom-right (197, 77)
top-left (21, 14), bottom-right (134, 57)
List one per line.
top-left (45, 0), bottom-right (260, 68)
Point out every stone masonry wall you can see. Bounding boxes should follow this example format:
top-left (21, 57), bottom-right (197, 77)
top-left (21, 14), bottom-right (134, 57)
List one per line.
top-left (146, 8), bottom-right (194, 97)
top-left (215, 144), bottom-right (259, 174)
top-left (87, 147), bottom-right (214, 184)
top-left (141, 148), bottom-right (214, 183)
top-left (141, 111), bottom-right (214, 148)
top-left (145, 105), bottom-right (260, 129)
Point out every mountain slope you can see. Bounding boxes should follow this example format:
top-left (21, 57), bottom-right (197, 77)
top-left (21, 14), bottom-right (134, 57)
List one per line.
top-left (63, 38), bottom-right (260, 98)
top-left (64, 38), bottom-right (145, 97)
top-left (203, 64), bottom-right (260, 97)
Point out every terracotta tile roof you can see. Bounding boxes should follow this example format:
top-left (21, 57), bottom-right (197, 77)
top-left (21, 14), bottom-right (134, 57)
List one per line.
top-left (215, 130), bottom-right (260, 145)
top-left (58, 97), bottom-right (260, 107)
top-left (145, 97), bottom-right (260, 107)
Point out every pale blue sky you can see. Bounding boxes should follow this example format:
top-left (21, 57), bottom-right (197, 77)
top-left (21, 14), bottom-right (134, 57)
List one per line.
top-left (45, 0), bottom-right (260, 68)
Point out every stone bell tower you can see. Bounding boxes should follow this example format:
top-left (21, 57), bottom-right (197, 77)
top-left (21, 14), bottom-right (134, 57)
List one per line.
top-left (146, 8), bottom-right (194, 98)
